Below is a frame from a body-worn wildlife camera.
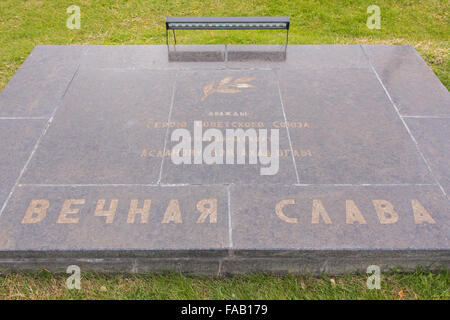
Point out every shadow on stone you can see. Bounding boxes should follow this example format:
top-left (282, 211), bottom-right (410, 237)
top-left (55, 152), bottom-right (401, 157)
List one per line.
top-left (167, 45), bottom-right (287, 62)
top-left (227, 46), bottom-right (287, 62)
top-left (168, 46), bottom-right (225, 62)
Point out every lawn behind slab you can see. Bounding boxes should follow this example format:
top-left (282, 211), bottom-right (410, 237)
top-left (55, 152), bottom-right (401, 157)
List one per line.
top-left (0, 0), bottom-right (448, 90)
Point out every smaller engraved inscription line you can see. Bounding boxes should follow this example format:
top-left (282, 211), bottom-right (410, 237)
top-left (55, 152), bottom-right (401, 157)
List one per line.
top-left (360, 45), bottom-right (447, 197)
top-left (275, 70), bottom-right (300, 184)
top-left (157, 72), bottom-right (178, 185)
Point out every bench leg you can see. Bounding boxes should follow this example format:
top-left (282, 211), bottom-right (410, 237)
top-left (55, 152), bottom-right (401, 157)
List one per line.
top-left (165, 29), bottom-right (177, 46)
top-left (285, 29), bottom-right (289, 47)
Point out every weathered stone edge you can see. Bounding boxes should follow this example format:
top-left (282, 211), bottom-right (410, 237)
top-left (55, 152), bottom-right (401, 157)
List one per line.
top-left (0, 249), bottom-right (447, 275)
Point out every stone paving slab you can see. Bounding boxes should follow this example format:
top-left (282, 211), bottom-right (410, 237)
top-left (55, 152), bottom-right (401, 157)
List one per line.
top-left (230, 184), bottom-right (449, 252)
top-left (81, 45), bottom-right (226, 70)
top-left (0, 46), bottom-right (86, 118)
top-left (362, 45), bottom-right (450, 116)
top-left (0, 185), bottom-right (229, 252)
top-left (161, 69), bottom-right (297, 184)
top-left (0, 120), bottom-right (46, 209)
top-left (162, 123), bottom-right (297, 184)
top-left (171, 70), bottom-right (282, 121)
top-left (0, 45), bottom-right (448, 274)
top-left (278, 68), bottom-right (433, 184)
top-left (20, 69), bottom-right (174, 185)
top-left (405, 118), bottom-right (450, 195)
top-left (226, 44), bottom-right (369, 70)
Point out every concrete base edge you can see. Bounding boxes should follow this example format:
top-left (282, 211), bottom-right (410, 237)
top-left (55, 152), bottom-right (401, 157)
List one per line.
top-left (0, 250), bottom-right (448, 276)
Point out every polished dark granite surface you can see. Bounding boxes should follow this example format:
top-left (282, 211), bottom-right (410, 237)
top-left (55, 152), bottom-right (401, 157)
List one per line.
top-left (0, 45), bottom-right (448, 274)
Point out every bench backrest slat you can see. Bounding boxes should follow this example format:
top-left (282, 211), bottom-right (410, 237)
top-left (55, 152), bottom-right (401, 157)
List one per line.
top-left (166, 16), bottom-right (289, 30)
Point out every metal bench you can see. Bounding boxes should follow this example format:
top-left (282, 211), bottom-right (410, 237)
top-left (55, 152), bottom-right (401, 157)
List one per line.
top-left (165, 16), bottom-right (290, 46)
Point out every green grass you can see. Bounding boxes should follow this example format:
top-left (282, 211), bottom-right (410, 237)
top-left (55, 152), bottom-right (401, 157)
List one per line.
top-left (0, 1), bottom-right (449, 300)
top-left (0, 268), bottom-right (448, 300)
top-left (0, 0), bottom-right (449, 90)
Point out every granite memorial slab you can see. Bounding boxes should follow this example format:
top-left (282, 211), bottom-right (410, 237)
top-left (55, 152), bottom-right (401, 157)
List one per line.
top-left (362, 45), bottom-right (450, 116)
top-left (405, 118), bottom-right (450, 195)
top-left (20, 69), bottom-right (174, 185)
top-left (0, 45), bottom-right (448, 274)
top-left (0, 120), bottom-right (46, 209)
top-left (161, 69), bottom-right (297, 184)
top-left (230, 184), bottom-right (449, 250)
top-left (0, 46), bottom-right (86, 118)
top-left (81, 45), bottom-right (227, 70)
top-left (0, 185), bottom-right (228, 250)
top-left (226, 44), bottom-right (369, 70)
top-left (0, 185), bottom-right (228, 274)
top-left (227, 184), bottom-right (449, 273)
top-left (278, 68), bottom-right (432, 184)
